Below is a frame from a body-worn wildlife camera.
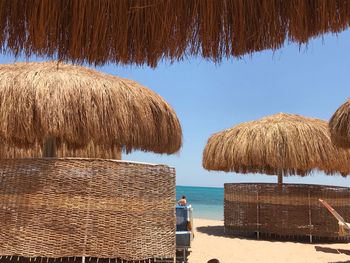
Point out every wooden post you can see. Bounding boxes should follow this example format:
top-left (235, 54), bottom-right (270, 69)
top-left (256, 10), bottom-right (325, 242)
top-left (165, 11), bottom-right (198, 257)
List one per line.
top-left (308, 189), bottom-right (313, 243)
top-left (278, 173), bottom-right (283, 190)
top-left (112, 146), bottom-right (122, 160)
top-left (43, 136), bottom-right (57, 157)
top-left (256, 185), bottom-right (260, 239)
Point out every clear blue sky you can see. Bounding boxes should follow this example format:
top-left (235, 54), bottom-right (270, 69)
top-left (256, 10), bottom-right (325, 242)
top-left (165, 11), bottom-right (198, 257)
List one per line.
top-left (1, 29), bottom-right (350, 188)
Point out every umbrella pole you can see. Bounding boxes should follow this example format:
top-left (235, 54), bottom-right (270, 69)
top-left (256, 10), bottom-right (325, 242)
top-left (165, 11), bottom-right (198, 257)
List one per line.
top-left (112, 145), bottom-right (122, 160)
top-left (278, 174), bottom-right (283, 185)
top-left (43, 136), bottom-right (57, 157)
top-left (278, 173), bottom-right (283, 191)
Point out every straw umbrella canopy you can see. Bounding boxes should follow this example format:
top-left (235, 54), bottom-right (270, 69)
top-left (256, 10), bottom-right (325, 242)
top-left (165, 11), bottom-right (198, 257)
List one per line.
top-left (329, 99), bottom-right (350, 148)
top-left (0, 1), bottom-right (349, 67)
top-left (0, 61), bottom-right (182, 158)
top-left (203, 113), bottom-right (350, 186)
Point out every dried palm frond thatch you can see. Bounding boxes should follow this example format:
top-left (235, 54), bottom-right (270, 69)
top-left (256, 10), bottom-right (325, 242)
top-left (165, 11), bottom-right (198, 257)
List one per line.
top-left (0, 141), bottom-right (124, 159)
top-left (0, 0), bottom-right (349, 67)
top-left (203, 113), bottom-right (350, 183)
top-left (0, 62), bottom-right (182, 158)
top-left (329, 99), bottom-right (350, 148)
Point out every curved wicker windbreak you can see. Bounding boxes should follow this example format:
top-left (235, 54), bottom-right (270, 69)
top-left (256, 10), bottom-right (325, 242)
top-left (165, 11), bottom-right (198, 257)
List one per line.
top-left (225, 183), bottom-right (350, 240)
top-left (329, 99), bottom-right (350, 148)
top-left (203, 113), bottom-right (350, 177)
top-left (0, 158), bottom-right (175, 261)
top-left (0, 1), bottom-right (349, 67)
top-left (0, 62), bottom-right (182, 157)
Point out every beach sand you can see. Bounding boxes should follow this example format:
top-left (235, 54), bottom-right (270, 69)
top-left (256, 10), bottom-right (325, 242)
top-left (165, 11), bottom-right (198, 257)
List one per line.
top-left (188, 218), bottom-right (350, 263)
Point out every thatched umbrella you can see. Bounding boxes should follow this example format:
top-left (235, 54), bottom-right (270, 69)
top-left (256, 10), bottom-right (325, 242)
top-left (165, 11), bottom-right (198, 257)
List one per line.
top-left (329, 99), bottom-right (350, 148)
top-left (0, 1), bottom-right (349, 67)
top-left (203, 113), bottom-right (350, 186)
top-left (0, 61), bottom-right (181, 263)
top-left (0, 61), bottom-right (182, 158)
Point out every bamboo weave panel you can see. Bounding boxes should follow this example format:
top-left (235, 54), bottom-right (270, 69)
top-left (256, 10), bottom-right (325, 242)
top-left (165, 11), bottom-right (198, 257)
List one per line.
top-left (224, 183), bottom-right (350, 240)
top-left (0, 158), bottom-right (176, 261)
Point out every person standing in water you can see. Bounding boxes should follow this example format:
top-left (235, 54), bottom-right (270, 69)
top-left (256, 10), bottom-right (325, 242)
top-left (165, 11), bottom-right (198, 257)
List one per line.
top-left (177, 195), bottom-right (187, 206)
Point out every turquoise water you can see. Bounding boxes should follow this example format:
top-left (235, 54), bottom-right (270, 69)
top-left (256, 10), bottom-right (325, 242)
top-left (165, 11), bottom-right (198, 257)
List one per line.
top-left (176, 185), bottom-right (224, 220)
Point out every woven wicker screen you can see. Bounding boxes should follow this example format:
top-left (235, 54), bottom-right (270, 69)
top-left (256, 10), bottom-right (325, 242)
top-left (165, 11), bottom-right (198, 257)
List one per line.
top-left (224, 183), bottom-right (350, 240)
top-left (0, 158), bottom-right (175, 261)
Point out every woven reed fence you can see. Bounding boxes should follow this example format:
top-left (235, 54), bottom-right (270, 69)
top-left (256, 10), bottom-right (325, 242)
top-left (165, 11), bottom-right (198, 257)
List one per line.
top-left (0, 158), bottom-right (176, 261)
top-left (225, 183), bottom-right (350, 241)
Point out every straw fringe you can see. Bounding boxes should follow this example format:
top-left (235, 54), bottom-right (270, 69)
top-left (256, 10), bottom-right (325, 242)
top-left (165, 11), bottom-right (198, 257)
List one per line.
top-left (0, 62), bottom-right (182, 157)
top-left (329, 99), bottom-right (350, 148)
top-left (0, 0), bottom-right (349, 67)
top-left (203, 113), bottom-right (350, 176)
top-left (0, 142), bottom-right (123, 159)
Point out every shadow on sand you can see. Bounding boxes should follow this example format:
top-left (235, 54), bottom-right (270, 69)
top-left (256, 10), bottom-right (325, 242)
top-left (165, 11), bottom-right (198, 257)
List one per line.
top-left (196, 225), bottom-right (226, 237)
top-left (196, 225), bottom-right (349, 244)
top-left (303, 246), bottom-right (350, 263)
top-left (196, 225), bottom-right (271, 241)
top-left (315, 245), bottom-right (350, 256)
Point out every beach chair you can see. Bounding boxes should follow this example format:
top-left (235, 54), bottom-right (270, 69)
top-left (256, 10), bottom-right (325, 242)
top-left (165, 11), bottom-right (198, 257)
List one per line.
top-left (176, 205), bottom-right (194, 263)
top-left (319, 199), bottom-right (350, 236)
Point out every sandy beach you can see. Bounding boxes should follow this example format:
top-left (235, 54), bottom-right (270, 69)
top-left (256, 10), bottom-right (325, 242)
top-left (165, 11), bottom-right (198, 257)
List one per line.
top-left (188, 218), bottom-right (350, 263)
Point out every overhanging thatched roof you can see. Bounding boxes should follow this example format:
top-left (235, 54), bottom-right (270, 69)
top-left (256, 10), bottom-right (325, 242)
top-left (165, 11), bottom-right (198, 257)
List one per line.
top-left (329, 99), bottom-right (350, 148)
top-left (0, 61), bottom-right (182, 157)
top-left (203, 113), bottom-right (350, 177)
top-left (0, 1), bottom-right (349, 67)
top-left (0, 141), bottom-right (124, 159)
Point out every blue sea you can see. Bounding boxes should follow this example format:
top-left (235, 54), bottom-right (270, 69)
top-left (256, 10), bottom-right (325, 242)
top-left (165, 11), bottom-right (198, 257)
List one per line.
top-left (176, 185), bottom-right (224, 220)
